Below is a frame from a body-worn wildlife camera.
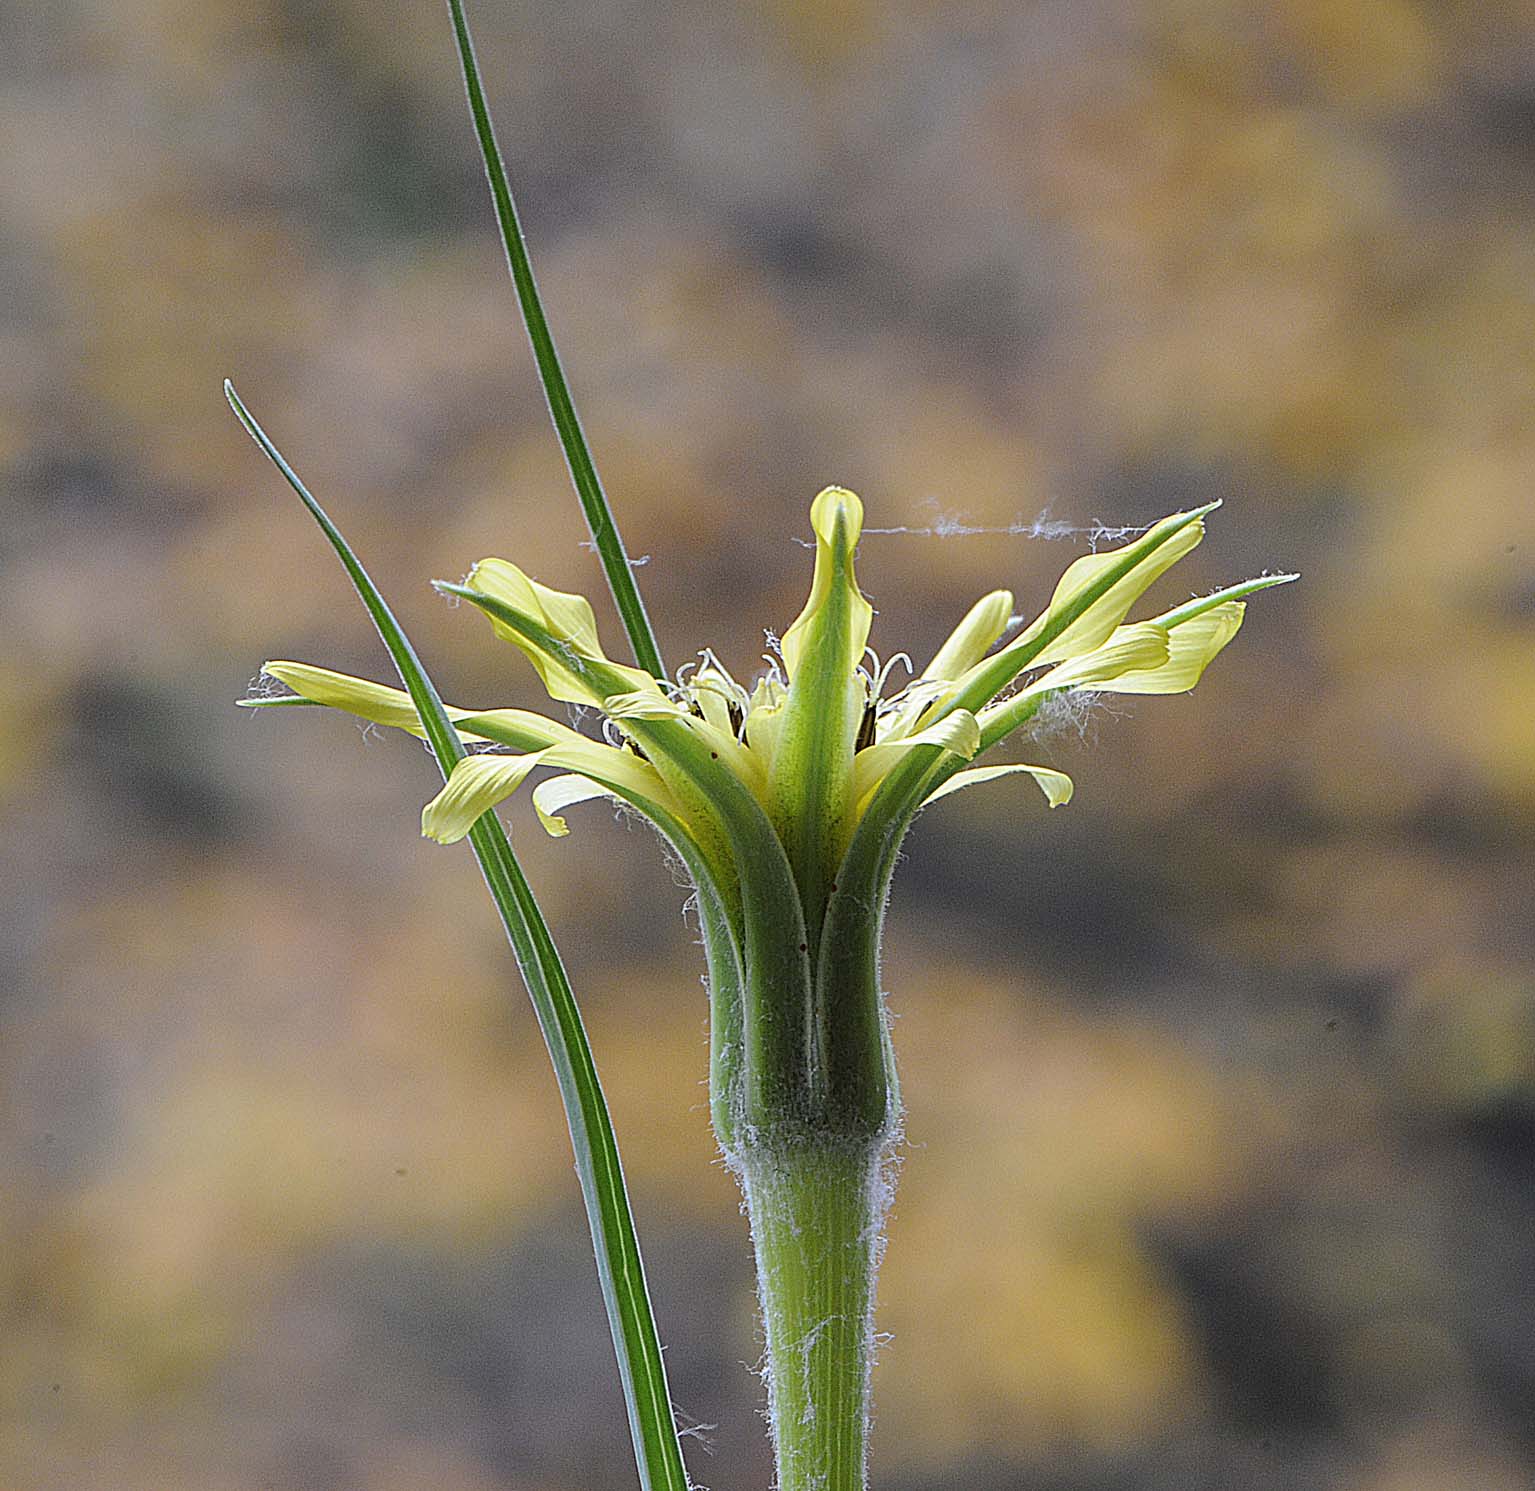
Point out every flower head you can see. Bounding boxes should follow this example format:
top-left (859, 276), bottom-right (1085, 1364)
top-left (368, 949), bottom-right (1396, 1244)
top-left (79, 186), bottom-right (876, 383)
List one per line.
top-left (244, 488), bottom-right (1292, 1138)
top-left (246, 490), bottom-right (1292, 977)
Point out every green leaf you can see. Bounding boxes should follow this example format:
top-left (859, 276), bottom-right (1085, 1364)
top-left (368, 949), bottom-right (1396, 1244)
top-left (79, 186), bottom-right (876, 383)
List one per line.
top-left (225, 382), bottom-right (691, 1491)
top-left (445, 0), bottom-right (665, 682)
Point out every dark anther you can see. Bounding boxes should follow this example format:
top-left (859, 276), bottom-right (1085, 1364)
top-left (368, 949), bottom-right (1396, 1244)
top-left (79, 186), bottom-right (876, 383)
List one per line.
top-left (728, 699), bottom-right (745, 734)
top-left (854, 698), bottom-right (878, 751)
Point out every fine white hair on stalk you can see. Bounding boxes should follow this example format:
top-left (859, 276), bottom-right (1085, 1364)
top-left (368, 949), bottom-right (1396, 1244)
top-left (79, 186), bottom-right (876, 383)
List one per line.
top-left (671, 1404), bottom-right (719, 1453)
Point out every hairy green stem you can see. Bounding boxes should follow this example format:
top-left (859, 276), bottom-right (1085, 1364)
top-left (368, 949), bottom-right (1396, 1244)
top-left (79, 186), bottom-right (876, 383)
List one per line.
top-left (736, 1140), bottom-right (889, 1491)
top-left (715, 921), bottom-right (899, 1491)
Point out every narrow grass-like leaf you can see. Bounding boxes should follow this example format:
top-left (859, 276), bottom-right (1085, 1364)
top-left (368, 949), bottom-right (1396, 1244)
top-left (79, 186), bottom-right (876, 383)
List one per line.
top-left (445, 0), bottom-right (665, 682)
top-left (225, 382), bottom-right (690, 1491)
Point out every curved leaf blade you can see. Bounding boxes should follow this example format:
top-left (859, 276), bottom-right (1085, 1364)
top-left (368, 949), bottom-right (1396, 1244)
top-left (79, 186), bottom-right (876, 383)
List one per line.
top-left (445, 0), bottom-right (665, 681)
top-left (226, 382), bottom-right (691, 1491)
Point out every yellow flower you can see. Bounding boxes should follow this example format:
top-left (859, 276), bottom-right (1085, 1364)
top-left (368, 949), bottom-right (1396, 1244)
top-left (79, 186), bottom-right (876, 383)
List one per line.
top-left (244, 492), bottom-right (1293, 943)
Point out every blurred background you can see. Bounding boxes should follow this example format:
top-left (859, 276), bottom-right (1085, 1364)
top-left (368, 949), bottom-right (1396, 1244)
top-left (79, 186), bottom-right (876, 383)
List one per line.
top-left (4, 1), bottom-right (1535, 1487)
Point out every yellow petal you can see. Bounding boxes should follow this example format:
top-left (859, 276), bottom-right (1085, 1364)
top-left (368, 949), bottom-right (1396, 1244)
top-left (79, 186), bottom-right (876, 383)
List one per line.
top-left (1030, 621), bottom-right (1170, 692)
top-left (1090, 602), bottom-right (1245, 694)
top-left (852, 707), bottom-right (982, 814)
top-left (420, 733), bottom-right (692, 848)
top-left (972, 624), bottom-right (1170, 747)
top-left (248, 662), bottom-right (584, 752)
top-left (421, 753), bottom-right (546, 844)
top-left (255, 662), bottom-right (453, 738)
top-left (924, 762), bottom-right (1074, 809)
top-left (743, 676), bottom-right (787, 773)
top-left (921, 589), bottom-right (1015, 683)
top-left (531, 773), bottom-right (618, 837)
top-left (689, 665), bottom-right (740, 736)
top-left (603, 690), bottom-right (688, 721)
top-left (458, 558), bottom-right (658, 707)
top-left (468, 558), bottom-right (603, 656)
top-left (870, 678), bottom-right (951, 745)
top-left (870, 588), bottom-right (1014, 746)
top-left (540, 737), bottom-right (684, 816)
top-left (1017, 508), bottom-right (1208, 667)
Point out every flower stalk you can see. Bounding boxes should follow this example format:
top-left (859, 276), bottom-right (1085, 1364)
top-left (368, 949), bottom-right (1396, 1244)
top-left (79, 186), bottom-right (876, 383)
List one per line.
top-left (739, 1140), bottom-right (887, 1491)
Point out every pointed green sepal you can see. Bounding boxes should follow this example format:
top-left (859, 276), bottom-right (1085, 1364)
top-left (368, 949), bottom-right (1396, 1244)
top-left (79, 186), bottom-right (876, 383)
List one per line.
top-left (1152, 571), bottom-right (1300, 630)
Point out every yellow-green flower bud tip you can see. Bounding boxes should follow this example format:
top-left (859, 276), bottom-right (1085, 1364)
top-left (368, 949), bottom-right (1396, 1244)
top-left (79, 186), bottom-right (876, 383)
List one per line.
top-left (810, 484), bottom-right (864, 546)
top-left (779, 487), bottom-right (870, 680)
top-left (922, 589), bottom-right (1015, 682)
